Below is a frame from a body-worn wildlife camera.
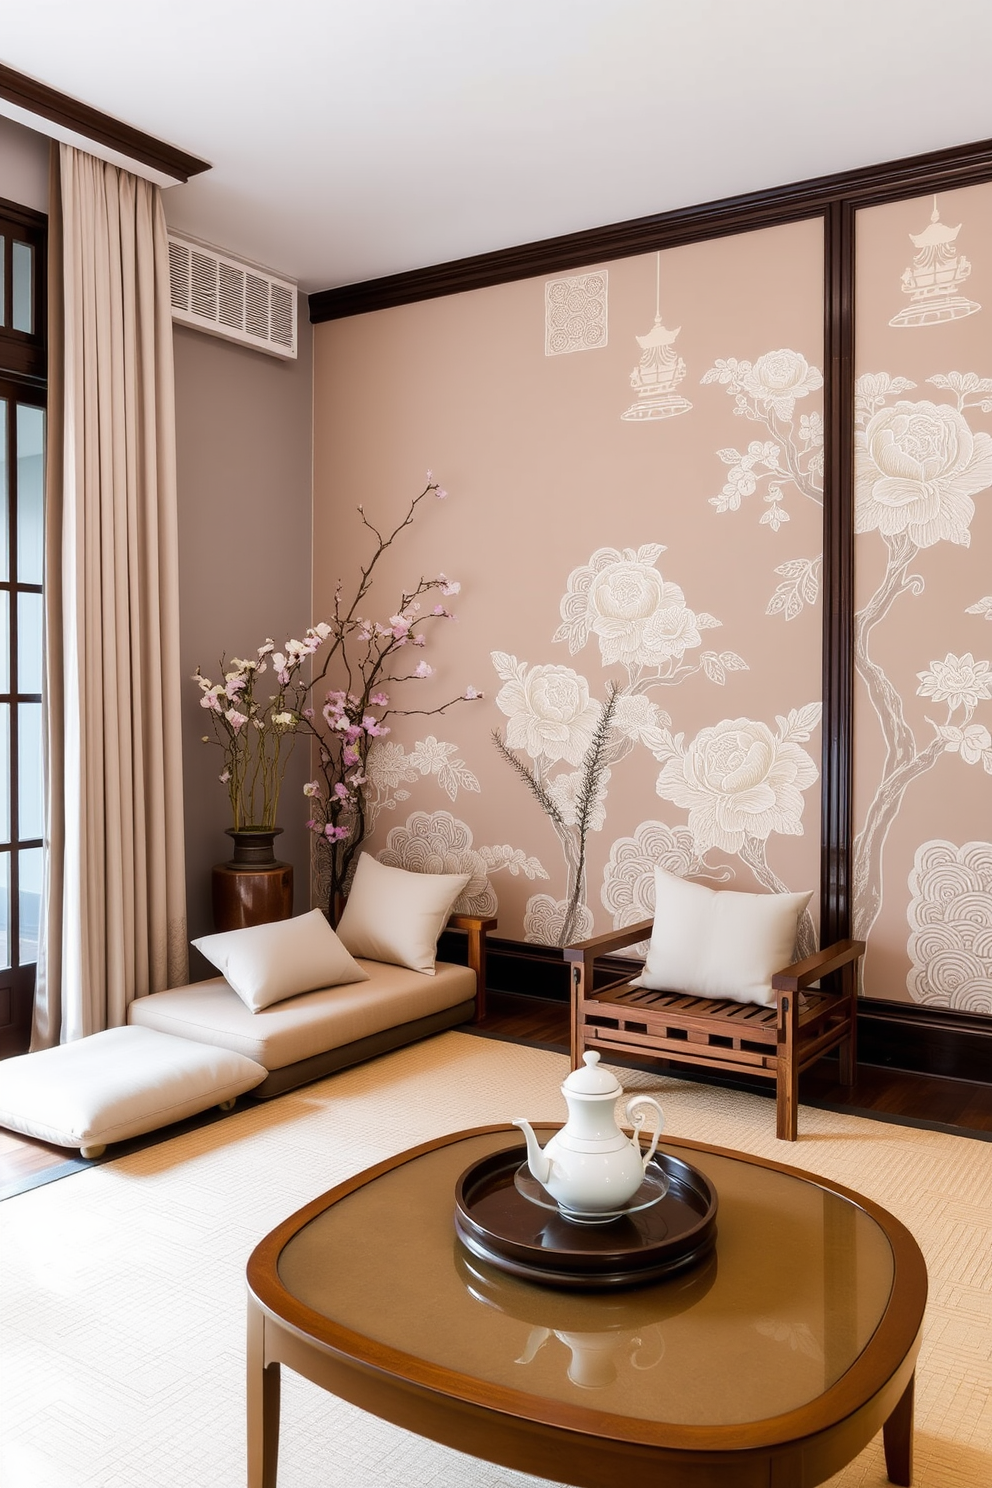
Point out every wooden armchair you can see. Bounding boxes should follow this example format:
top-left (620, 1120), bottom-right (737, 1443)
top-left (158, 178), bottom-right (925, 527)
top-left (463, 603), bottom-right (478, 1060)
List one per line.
top-left (564, 922), bottom-right (864, 1140)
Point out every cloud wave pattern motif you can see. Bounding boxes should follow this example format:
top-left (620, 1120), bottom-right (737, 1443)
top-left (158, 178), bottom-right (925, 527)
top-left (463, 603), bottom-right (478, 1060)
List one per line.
top-left (523, 894), bottom-right (594, 947)
top-left (379, 811), bottom-right (498, 916)
top-left (855, 399), bottom-right (992, 549)
top-left (906, 840), bottom-right (992, 1014)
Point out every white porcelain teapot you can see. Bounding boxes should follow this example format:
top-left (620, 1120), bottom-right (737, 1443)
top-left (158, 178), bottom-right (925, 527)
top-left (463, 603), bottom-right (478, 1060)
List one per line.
top-left (513, 1052), bottom-right (665, 1219)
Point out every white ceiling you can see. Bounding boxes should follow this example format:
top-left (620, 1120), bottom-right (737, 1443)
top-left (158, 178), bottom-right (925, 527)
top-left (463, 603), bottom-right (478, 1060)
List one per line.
top-left (3, 1), bottom-right (992, 295)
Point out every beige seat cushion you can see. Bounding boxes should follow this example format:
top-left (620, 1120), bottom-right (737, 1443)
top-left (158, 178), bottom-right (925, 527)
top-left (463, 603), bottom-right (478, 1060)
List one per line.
top-left (127, 958), bottom-right (476, 1070)
top-left (0, 1026), bottom-right (267, 1155)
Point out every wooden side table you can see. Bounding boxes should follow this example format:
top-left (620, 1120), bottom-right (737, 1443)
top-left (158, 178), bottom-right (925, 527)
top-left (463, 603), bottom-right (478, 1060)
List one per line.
top-left (211, 828), bottom-right (294, 932)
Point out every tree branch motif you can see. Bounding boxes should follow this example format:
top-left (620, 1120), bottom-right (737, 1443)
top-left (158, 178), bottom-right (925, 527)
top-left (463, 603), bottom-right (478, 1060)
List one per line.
top-left (701, 349), bottom-right (824, 618)
top-left (851, 375), bottom-right (992, 957)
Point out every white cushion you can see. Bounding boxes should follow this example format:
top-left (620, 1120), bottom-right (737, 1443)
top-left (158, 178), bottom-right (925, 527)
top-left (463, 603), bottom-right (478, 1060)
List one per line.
top-left (192, 908), bottom-right (369, 1012)
top-left (336, 853), bottom-right (470, 975)
top-left (634, 866), bottom-right (813, 1008)
top-left (0, 1026), bottom-right (266, 1154)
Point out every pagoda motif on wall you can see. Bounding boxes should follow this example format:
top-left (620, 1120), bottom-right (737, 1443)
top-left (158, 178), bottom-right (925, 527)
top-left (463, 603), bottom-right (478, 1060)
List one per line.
top-left (622, 254), bottom-right (691, 420)
top-left (889, 197), bottom-right (981, 328)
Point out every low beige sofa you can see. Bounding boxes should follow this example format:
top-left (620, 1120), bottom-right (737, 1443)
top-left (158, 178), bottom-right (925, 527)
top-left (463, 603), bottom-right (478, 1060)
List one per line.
top-left (128, 914), bottom-right (494, 1098)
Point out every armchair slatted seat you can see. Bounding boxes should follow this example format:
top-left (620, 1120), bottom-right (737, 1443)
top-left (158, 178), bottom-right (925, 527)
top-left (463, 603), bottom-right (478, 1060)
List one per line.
top-left (564, 922), bottom-right (865, 1140)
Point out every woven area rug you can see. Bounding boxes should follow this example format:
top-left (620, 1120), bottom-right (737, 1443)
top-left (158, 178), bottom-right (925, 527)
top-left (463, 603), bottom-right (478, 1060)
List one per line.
top-left (1, 1031), bottom-right (989, 1488)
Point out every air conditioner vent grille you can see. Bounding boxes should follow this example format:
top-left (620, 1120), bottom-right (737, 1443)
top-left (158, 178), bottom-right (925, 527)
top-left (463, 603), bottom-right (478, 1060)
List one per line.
top-left (168, 234), bottom-right (297, 359)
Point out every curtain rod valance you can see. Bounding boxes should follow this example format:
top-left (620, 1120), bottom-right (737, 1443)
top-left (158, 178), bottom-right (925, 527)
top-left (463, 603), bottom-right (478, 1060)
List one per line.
top-left (0, 62), bottom-right (210, 187)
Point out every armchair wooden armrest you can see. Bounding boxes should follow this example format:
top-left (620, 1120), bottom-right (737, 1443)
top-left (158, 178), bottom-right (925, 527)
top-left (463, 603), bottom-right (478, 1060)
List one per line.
top-left (772, 938), bottom-right (865, 993)
top-left (447, 914), bottom-right (497, 1021)
top-left (563, 919), bottom-right (652, 998)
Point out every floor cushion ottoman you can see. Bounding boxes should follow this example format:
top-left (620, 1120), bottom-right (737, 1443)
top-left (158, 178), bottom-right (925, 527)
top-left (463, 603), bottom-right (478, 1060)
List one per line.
top-left (0, 1025), bottom-right (267, 1158)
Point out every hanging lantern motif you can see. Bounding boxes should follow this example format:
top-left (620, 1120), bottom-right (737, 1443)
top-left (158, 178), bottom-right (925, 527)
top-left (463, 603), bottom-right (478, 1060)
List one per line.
top-left (889, 197), bottom-right (981, 328)
top-left (621, 254), bottom-right (692, 421)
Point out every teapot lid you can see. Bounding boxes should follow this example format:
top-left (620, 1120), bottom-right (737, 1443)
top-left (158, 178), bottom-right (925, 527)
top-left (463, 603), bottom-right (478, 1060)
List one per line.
top-left (562, 1050), bottom-right (622, 1097)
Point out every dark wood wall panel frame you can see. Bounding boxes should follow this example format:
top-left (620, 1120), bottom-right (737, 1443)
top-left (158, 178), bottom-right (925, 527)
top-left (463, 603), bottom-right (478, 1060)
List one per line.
top-left (314, 138), bottom-right (992, 1076)
top-left (0, 63), bottom-right (210, 184)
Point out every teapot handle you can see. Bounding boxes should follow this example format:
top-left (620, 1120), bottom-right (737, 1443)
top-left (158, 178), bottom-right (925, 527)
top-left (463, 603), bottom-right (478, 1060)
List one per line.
top-left (624, 1095), bottom-right (665, 1172)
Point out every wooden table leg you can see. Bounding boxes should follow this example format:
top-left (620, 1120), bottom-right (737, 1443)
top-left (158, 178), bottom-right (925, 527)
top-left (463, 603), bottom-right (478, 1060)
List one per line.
top-left (883, 1373), bottom-right (914, 1486)
top-left (248, 1299), bottom-right (281, 1488)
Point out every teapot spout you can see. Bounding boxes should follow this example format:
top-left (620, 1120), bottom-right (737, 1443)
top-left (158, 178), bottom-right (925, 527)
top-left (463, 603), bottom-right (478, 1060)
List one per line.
top-left (513, 1118), bottom-right (551, 1185)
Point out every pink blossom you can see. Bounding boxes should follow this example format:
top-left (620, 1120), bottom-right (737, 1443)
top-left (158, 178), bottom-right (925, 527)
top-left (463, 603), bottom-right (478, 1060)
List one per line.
top-left (306, 818), bottom-right (318, 831)
top-left (302, 708), bottom-right (314, 720)
top-left (363, 717), bottom-right (390, 737)
top-left (324, 824), bottom-right (350, 842)
top-left (303, 781), bottom-right (321, 798)
top-left (464, 686), bottom-right (483, 700)
top-left (333, 782), bottom-right (350, 800)
top-left (436, 487), bottom-right (448, 500)
top-left (348, 770), bottom-right (366, 786)
top-left (342, 745), bottom-right (360, 766)
top-left (200, 693), bottom-right (222, 712)
top-left (425, 468), bottom-right (433, 480)
top-left (369, 691), bottom-right (389, 707)
top-left (225, 709), bottom-right (249, 731)
top-left (219, 770), bottom-right (231, 784)
top-left (412, 635), bottom-right (426, 646)
top-left (277, 670), bottom-right (290, 686)
top-left (432, 606), bottom-right (450, 617)
top-left (225, 676), bottom-right (247, 698)
top-left (257, 640), bottom-right (274, 657)
top-left (414, 660), bottom-right (433, 678)
top-left (344, 724), bottom-right (364, 744)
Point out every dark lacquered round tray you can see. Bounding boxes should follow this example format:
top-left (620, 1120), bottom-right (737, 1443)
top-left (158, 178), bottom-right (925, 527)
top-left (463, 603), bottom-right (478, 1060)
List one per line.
top-left (454, 1143), bottom-right (717, 1290)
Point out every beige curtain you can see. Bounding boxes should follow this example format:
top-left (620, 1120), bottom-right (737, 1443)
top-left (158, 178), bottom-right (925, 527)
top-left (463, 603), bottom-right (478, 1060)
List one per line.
top-left (33, 145), bottom-right (188, 1047)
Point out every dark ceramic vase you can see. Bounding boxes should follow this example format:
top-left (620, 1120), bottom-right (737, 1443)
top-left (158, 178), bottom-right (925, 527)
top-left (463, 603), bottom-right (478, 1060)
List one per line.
top-left (212, 827), bottom-right (293, 931)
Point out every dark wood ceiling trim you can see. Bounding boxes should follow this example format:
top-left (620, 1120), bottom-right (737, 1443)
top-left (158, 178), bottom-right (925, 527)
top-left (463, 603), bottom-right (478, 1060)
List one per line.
top-left (309, 134), bottom-right (992, 323)
top-left (0, 63), bottom-right (210, 183)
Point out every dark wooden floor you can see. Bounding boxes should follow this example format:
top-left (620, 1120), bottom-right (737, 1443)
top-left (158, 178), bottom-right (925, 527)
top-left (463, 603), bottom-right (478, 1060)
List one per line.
top-left (2, 991), bottom-right (990, 1194)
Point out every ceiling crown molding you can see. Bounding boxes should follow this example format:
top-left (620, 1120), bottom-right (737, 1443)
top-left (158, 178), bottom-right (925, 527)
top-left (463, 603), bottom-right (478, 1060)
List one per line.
top-left (0, 61), bottom-right (210, 187)
top-left (309, 134), bottom-right (992, 323)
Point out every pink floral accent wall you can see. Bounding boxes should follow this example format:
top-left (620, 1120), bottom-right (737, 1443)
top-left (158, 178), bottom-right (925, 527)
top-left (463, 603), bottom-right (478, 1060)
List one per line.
top-left (313, 221), bottom-right (825, 953)
top-left (853, 183), bottom-right (992, 1011)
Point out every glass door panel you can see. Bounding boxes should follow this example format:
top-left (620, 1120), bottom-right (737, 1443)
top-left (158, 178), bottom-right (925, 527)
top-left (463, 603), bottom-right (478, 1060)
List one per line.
top-left (16, 404), bottom-right (44, 583)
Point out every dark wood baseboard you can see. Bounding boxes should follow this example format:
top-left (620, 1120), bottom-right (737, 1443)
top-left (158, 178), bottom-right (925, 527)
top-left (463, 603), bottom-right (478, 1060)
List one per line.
top-left (445, 934), bottom-right (992, 1089)
top-left (856, 999), bottom-right (992, 1086)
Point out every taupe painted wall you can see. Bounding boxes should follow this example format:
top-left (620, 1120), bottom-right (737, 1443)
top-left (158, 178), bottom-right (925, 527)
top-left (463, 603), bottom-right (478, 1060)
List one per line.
top-left (172, 312), bottom-right (313, 968)
top-left (0, 115), bottom-right (49, 213)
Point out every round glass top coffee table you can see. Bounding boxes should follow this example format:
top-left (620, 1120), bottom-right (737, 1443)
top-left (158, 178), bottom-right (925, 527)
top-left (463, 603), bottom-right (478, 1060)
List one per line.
top-left (246, 1125), bottom-right (927, 1488)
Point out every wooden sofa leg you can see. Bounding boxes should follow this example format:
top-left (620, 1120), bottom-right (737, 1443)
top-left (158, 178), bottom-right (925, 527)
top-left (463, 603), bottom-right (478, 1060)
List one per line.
top-left (776, 991), bottom-right (799, 1141)
top-left (839, 966), bottom-right (858, 1086)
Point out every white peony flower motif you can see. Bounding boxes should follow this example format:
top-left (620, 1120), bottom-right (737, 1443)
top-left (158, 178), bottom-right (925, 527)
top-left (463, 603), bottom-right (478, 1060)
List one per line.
top-left (739, 350), bottom-right (823, 419)
top-left (655, 717), bottom-right (819, 853)
top-left (855, 400), bottom-right (992, 549)
top-left (495, 663), bottom-right (600, 765)
top-left (555, 545), bottom-right (703, 668)
top-left (379, 811), bottom-right (496, 915)
top-left (917, 653), bottom-right (992, 713)
top-left (610, 694), bottom-right (669, 744)
top-left (523, 894), bottom-right (594, 946)
top-left (365, 741), bottom-right (418, 792)
top-left (546, 768), bottom-right (611, 832)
